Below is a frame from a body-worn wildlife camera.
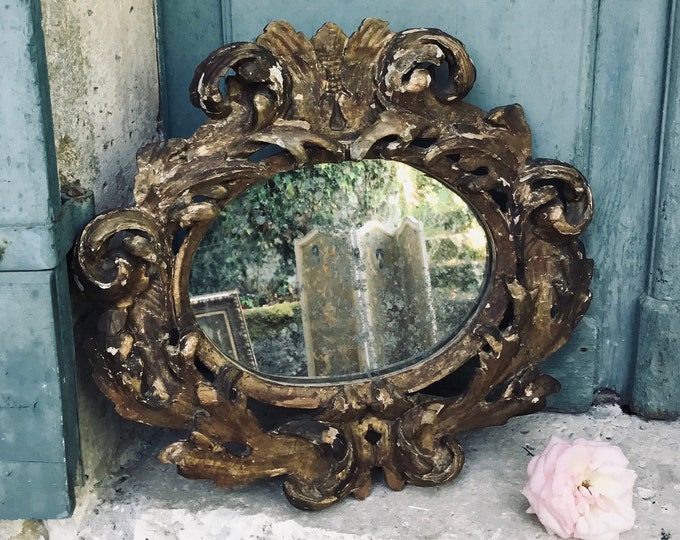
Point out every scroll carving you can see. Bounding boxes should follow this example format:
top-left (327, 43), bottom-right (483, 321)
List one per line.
top-left (74, 19), bottom-right (593, 509)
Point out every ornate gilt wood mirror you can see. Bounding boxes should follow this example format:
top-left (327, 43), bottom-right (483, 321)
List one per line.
top-left (74, 19), bottom-right (593, 509)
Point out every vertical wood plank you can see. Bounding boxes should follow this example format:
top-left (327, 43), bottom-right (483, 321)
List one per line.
top-left (544, 317), bottom-right (599, 412)
top-left (586, 0), bottom-right (670, 400)
top-left (157, 0), bottom-right (227, 138)
top-left (0, 0), bottom-right (79, 518)
top-left (633, 0), bottom-right (680, 419)
top-left (0, 462), bottom-right (72, 519)
top-left (0, 0), bottom-right (60, 225)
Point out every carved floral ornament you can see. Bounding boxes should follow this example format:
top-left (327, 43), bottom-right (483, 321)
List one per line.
top-left (74, 19), bottom-right (593, 509)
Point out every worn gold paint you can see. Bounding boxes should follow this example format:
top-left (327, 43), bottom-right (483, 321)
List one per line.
top-left (74, 19), bottom-right (593, 509)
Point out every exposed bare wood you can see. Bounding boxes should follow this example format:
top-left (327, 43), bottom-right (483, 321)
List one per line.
top-left (73, 19), bottom-right (593, 509)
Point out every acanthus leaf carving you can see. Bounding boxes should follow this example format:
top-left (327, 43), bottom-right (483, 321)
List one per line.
top-left (73, 19), bottom-right (593, 509)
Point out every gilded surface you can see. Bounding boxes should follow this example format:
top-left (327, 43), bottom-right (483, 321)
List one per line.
top-left (73, 19), bottom-right (593, 509)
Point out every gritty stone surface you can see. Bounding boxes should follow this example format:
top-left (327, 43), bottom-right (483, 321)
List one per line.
top-left (40, 0), bottom-right (160, 211)
top-left (1, 405), bottom-right (677, 539)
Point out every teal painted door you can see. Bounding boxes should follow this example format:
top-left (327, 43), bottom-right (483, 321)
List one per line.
top-left (158, 0), bottom-right (680, 416)
top-left (0, 0), bottom-right (90, 518)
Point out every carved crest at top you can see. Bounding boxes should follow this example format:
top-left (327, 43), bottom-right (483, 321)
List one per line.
top-left (190, 20), bottom-right (476, 136)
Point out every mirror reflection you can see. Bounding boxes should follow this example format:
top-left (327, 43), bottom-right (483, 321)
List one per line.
top-left (189, 161), bottom-right (488, 379)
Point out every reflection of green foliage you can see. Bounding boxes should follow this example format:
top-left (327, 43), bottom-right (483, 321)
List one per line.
top-left (191, 161), bottom-right (393, 303)
top-left (190, 160), bottom-right (486, 306)
top-left (430, 263), bottom-right (482, 293)
top-left (426, 237), bottom-right (487, 265)
top-left (243, 301), bottom-right (300, 340)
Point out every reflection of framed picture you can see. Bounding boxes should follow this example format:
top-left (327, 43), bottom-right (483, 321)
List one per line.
top-left (190, 290), bottom-right (258, 370)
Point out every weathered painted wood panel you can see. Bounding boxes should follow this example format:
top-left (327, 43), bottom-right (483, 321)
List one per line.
top-left (587, 0), bottom-right (670, 401)
top-left (633, 1), bottom-right (680, 418)
top-left (0, 0), bottom-right (81, 518)
top-left (0, 274), bottom-right (75, 463)
top-left (0, 461), bottom-right (72, 519)
top-left (157, 0), bottom-right (230, 137)
top-left (0, 0), bottom-right (61, 225)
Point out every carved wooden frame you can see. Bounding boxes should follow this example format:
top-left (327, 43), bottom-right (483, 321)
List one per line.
top-left (74, 19), bottom-right (593, 509)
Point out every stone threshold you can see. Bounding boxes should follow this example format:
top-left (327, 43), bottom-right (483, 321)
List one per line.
top-left (1, 405), bottom-right (677, 539)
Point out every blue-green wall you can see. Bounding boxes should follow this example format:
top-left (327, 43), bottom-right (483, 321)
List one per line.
top-left (0, 0), bottom-right (88, 519)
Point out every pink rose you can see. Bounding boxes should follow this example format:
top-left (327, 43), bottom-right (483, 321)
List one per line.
top-left (522, 436), bottom-right (636, 539)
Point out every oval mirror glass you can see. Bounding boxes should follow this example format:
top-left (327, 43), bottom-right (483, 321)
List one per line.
top-left (189, 161), bottom-right (488, 380)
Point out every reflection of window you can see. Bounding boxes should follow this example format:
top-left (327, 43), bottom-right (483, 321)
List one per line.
top-left (190, 291), bottom-right (257, 370)
top-left (295, 218), bottom-right (437, 376)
